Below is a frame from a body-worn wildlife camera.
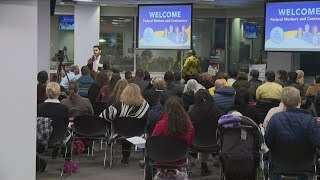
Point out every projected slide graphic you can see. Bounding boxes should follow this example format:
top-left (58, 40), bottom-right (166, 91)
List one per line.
top-left (138, 5), bottom-right (192, 49)
top-left (265, 1), bottom-right (320, 52)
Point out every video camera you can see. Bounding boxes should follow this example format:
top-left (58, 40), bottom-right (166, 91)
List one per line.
top-left (56, 49), bottom-right (65, 62)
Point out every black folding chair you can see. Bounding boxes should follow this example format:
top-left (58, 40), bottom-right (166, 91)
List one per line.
top-left (72, 115), bottom-right (110, 168)
top-left (37, 117), bottom-right (70, 179)
top-left (190, 119), bottom-right (220, 156)
top-left (109, 117), bottom-right (147, 168)
top-left (268, 143), bottom-right (318, 180)
top-left (145, 136), bottom-right (190, 180)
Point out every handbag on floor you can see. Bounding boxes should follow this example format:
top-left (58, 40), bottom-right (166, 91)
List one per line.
top-left (63, 161), bottom-right (79, 174)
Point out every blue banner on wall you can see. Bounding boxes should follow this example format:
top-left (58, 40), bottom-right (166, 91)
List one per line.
top-left (138, 4), bottom-right (192, 49)
top-left (265, 1), bottom-right (320, 52)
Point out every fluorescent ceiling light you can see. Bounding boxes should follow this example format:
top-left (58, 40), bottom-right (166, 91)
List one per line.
top-left (99, 39), bottom-right (106, 43)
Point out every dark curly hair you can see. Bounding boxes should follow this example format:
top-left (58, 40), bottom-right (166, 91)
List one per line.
top-left (165, 96), bottom-right (190, 135)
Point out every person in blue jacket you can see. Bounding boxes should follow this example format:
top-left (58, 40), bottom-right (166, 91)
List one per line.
top-left (265, 87), bottom-right (320, 180)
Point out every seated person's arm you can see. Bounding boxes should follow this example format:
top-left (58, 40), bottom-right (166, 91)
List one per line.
top-left (264, 116), bottom-right (277, 149)
top-left (256, 87), bottom-right (261, 99)
top-left (99, 105), bottom-right (117, 122)
top-left (307, 117), bottom-right (320, 148)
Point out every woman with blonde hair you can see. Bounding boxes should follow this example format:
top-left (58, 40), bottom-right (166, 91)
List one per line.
top-left (296, 70), bottom-right (309, 92)
top-left (106, 79), bottom-right (128, 106)
top-left (100, 83), bottom-right (149, 164)
top-left (37, 82), bottom-right (70, 171)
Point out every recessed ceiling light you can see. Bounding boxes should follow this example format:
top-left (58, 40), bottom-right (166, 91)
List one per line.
top-left (99, 39), bottom-right (106, 43)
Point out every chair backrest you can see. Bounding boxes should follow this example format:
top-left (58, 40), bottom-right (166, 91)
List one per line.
top-left (48, 118), bottom-right (67, 144)
top-left (146, 136), bottom-right (188, 162)
top-left (113, 117), bottom-right (146, 137)
top-left (193, 118), bottom-right (218, 147)
top-left (73, 115), bottom-right (109, 137)
top-left (270, 143), bottom-right (315, 170)
top-left (255, 98), bottom-right (280, 121)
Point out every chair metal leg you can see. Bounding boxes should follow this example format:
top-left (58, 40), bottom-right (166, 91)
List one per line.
top-left (100, 140), bottom-right (103, 150)
top-left (109, 143), bottom-right (113, 168)
top-left (92, 141), bottom-right (95, 157)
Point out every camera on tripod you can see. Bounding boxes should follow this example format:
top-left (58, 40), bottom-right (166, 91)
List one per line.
top-left (56, 49), bottom-right (65, 62)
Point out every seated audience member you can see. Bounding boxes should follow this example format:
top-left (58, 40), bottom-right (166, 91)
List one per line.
top-left (265, 87), bottom-right (320, 180)
top-left (74, 66), bottom-right (81, 80)
top-left (199, 73), bottom-right (214, 89)
top-left (164, 71), bottom-right (179, 96)
top-left (174, 71), bottom-right (183, 84)
top-left (144, 76), bottom-right (166, 107)
top-left (249, 70), bottom-right (262, 100)
top-left (300, 95), bottom-right (317, 117)
top-left (144, 97), bottom-right (194, 180)
top-left (256, 71), bottom-right (283, 100)
top-left (77, 66), bottom-right (94, 97)
top-left (306, 75), bottom-right (320, 98)
top-left (145, 91), bottom-right (169, 136)
top-left (263, 102), bottom-right (285, 128)
top-left (106, 70), bottom-right (113, 81)
top-left (100, 83), bottom-right (149, 164)
top-left (87, 63), bottom-right (97, 80)
top-left (106, 79), bottom-right (128, 107)
top-left (208, 72), bottom-right (231, 96)
top-left (37, 71), bottom-right (48, 104)
top-left (130, 69), bottom-right (149, 94)
top-left (232, 72), bottom-right (250, 90)
top-left (61, 81), bottom-right (94, 117)
top-left (152, 96), bottom-right (194, 161)
top-left (37, 82), bottom-right (70, 170)
top-left (144, 71), bottom-right (151, 82)
top-left (276, 70), bottom-right (288, 87)
top-left (315, 92), bottom-right (320, 116)
top-left (60, 65), bottom-right (79, 90)
top-left (296, 70), bottom-right (309, 93)
top-left (125, 71), bottom-right (132, 82)
top-left (283, 71), bottom-right (304, 94)
top-left (189, 89), bottom-right (221, 176)
top-left (213, 79), bottom-right (235, 111)
top-left (228, 88), bottom-right (260, 124)
top-left (88, 71), bottom-right (110, 115)
top-left (182, 79), bottom-right (205, 111)
top-left (173, 71), bottom-right (185, 96)
top-left (227, 72), bottom-right (237, 85)
top-left (183, 79), bottom-right (205, 93)
top-left (97, 73), bottom-right (122, 103)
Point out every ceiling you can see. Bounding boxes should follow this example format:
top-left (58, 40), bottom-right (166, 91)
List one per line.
top-left (58, 0), bottom-right (266, 9)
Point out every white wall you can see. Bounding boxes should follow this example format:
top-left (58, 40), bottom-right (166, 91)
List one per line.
top-left (74, 5), bottom-right (100, 67)
top-left (0, 0), bottom-right (38, 179)
top-left (267, 52), bottom-right (293, 72)
top-left (38, 0), bottom-right (50, 72)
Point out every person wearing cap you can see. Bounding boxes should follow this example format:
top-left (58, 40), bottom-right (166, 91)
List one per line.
top-left (182, 49), bottom-right (200, 83)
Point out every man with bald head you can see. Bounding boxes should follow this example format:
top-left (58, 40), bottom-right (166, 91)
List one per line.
top-left (214, 79), bottom-right (225, 90)
top-left (213, 79), bottom-right (235, 111)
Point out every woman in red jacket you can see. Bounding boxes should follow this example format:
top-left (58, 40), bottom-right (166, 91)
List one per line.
top-left (150, 96), bottom-right (194, 180)
top-left (152, 97), bottom-right (194, 146)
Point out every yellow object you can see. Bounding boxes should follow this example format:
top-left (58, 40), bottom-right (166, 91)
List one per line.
top-left (256, 82), bottom-right (283, 100)
top-left (182, 55), bottom-right (200, 76)
top-left (208, 79), bottom-right (231, 95)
